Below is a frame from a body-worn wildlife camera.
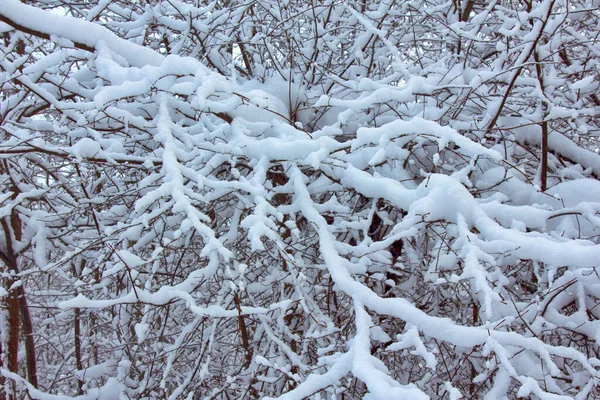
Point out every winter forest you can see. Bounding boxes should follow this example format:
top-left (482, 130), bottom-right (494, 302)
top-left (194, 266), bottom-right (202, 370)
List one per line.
top-left (1, 0), bottom-right (600, 399)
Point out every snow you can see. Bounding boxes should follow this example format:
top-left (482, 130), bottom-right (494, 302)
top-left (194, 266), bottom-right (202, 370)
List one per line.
top-left (116, 250), bottom-right (146, 268)
top-left (2, 0), bottom-right (600, 398)
top-left (70, 137), bottom-right (101, 158)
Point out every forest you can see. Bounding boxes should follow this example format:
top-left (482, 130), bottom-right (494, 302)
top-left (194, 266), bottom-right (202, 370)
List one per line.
top-left (1, 0), bottom-right (600, 398)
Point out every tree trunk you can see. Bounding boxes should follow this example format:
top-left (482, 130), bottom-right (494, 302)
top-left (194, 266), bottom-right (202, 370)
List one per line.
top-left (0, 176), bottom-right (38, 395)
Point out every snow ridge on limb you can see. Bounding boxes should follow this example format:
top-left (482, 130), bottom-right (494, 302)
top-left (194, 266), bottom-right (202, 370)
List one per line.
top-left (0, 0), bottom-right (163, 67)
top-left (291, 165), bottom-right (599, 392)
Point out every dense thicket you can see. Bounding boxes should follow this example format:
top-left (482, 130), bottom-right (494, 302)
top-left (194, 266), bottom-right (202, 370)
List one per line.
top-left (1, 0), bottom-right (600, 398)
